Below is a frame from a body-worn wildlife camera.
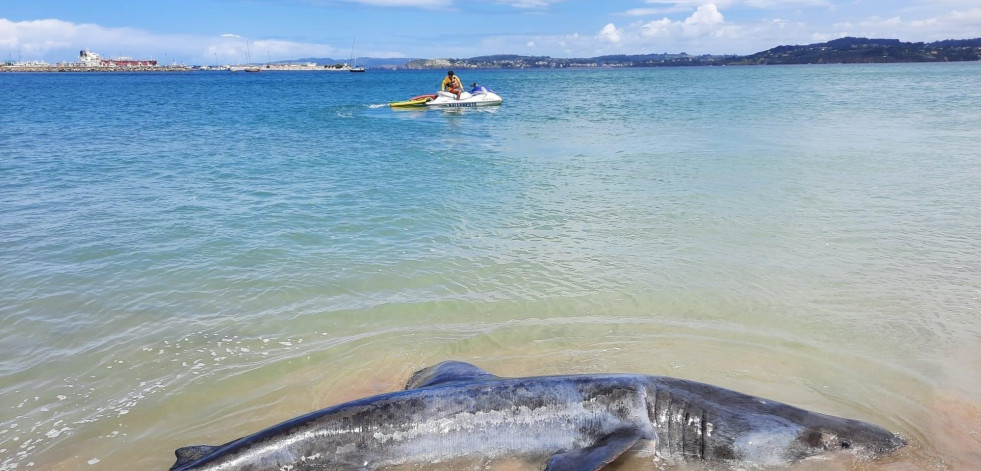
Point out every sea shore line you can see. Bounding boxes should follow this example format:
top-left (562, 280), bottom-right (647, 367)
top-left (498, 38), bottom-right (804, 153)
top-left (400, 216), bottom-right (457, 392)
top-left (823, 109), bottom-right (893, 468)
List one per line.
top-left (1, 65), bottom-right (367, 73)
top-left (1, 65), bottom-right (194, 73)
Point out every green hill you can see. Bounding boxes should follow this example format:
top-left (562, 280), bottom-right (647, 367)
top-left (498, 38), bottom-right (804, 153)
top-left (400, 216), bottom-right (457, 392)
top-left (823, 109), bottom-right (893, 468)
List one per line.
top-left (731, 37), bottom-right (981, 64)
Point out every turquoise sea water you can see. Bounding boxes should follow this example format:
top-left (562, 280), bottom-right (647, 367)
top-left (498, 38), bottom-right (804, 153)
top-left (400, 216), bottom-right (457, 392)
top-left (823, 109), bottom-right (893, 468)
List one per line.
top-left (1, 64), bottom-right (980, 470)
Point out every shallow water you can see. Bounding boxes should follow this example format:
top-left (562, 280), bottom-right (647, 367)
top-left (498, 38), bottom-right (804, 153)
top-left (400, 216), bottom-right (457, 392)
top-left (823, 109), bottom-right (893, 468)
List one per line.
top-left (1, 64), bottom-right (979, 470)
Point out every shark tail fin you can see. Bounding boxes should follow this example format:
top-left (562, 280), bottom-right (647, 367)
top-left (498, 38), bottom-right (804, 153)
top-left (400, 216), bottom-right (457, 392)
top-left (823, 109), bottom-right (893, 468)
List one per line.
top-left (171, 444), bottom-right (219, 470)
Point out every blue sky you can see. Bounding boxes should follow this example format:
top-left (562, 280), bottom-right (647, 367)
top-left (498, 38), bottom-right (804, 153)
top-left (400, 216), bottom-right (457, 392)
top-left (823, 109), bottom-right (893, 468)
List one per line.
top-left (2, 0), bottom-right (979, 64)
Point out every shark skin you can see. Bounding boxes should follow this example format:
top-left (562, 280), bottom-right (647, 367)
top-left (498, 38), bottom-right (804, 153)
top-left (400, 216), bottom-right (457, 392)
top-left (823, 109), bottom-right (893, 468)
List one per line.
top-left (169, 361), bottom-right (905, 471)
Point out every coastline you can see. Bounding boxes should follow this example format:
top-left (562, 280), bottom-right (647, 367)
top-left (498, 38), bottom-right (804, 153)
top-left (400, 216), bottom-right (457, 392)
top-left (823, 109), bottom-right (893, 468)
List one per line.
top-left (0, 65), bottom-right (194, 73)
top-left (0, 65), bottom-right (366, 73)
top-left (7, 36), bottom-right (978, 74)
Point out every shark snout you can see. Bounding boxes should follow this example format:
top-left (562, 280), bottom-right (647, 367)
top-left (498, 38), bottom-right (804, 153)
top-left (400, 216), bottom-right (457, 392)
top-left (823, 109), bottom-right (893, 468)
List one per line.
top-left (866, 430), bottom-right (907, 455)
top-left (800, 418), bottom-right (906, 459)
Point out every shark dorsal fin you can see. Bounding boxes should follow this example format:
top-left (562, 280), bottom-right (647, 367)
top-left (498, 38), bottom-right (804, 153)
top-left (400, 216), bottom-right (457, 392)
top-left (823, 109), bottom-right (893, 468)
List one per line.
top-left (405, 361), bottom-right (499, 389)
top-left (172, 445), bottom-right (218, 469)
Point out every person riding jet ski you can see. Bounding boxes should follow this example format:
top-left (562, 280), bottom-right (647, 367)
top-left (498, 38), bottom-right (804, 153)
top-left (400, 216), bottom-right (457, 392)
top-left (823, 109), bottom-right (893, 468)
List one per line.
top-left (441, 70), bottom-right (463, 100)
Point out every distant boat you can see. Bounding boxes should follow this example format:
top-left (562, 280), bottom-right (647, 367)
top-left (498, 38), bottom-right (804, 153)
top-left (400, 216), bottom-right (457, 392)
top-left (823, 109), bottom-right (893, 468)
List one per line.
top-left (350, 39), bottom-right (365, 73)
top-left (77, 49), bottom-right (157, 68)
top-left (244, 42), bottom-right (261, 72)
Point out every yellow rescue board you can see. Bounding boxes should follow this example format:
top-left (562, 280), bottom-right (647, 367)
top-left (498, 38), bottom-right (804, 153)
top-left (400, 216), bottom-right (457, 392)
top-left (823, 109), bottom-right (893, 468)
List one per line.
top-left (389, 94), bottom-right (436, 108)
top-left (389, 98), bottom-right (429, 108)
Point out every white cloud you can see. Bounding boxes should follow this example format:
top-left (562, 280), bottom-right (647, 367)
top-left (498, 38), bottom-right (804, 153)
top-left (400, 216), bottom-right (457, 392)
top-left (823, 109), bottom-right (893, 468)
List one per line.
top-left (624, 6), bottom-right (693, 16)
top-left (625, 0), bottom-right (834, 20)
top-left (0, 18), bottom-right (365, 64)
top-left (599, 23), bottom-right (623, 43)
top-left (426, 2), bottom-right (980, 58)
top-left (641, 4), bottom-right (726, 38)
top-left (476, 4), bottom-right (812, 56)
top-left (640, 18), bottom-right (676, 38)
top-left (3, 2), bottom-right (977, 64)
top-left (0, 18), bottom-right (151, 59)
top-left (472, 2), bottom-right (979, 58)
top-left (686, 4), bottom-right (725, 27)
top-left (624, 0), bottom-right (831, 19)
top-left (831, 7), bottom-right (981, 42)
top-left (642, 0), bottom-right (828, 8)
top-left (625, 8), bottom-right (669, 16)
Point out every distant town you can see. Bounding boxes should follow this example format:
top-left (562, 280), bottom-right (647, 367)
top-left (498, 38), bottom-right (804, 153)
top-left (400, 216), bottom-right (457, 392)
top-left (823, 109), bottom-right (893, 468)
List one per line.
top-left (0, 49), bottom-right (361, 72)
top-left (422, 37), bottom-right (981, 69)
top-left (3, 37), bottom-right (979, 73)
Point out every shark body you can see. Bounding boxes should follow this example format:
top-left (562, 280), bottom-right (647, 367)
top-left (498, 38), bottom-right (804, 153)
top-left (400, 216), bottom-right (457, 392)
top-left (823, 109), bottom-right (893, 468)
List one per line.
top-left (170, 361), bottom-right (904, 470)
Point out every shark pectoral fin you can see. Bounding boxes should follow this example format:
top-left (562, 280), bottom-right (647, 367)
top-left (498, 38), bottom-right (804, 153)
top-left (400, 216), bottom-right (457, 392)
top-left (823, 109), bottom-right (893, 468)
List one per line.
top-left (172, 445), bottom-right (218, 469)
top-left (545, 429), bottom-right (643, 471)
top-left (404, 361), bottom-right (499, 389)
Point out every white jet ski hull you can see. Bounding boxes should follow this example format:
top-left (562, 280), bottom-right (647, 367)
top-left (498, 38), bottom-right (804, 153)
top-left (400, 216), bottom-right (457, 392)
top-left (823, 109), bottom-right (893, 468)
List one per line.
top-left (426, 90), bottom-right (503, 108)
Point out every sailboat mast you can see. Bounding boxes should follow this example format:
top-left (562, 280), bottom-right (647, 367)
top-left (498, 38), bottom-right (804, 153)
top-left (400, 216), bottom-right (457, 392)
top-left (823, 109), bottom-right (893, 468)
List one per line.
top-left (348, 39), bottom-right (365, 72)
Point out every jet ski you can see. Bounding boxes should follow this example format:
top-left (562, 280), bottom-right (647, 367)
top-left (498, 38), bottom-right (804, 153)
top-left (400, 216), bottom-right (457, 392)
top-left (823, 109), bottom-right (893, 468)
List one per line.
top-left (426, 84), bottom-right (502, 108)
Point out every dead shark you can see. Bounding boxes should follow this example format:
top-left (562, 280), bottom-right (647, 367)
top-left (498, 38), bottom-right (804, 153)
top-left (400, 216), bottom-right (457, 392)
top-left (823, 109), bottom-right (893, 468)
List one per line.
top-left (169, 361), bottom-right (905, 470)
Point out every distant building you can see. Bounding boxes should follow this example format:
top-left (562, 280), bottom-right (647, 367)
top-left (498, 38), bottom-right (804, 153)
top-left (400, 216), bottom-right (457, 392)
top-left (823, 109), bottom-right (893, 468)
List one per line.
top-left (7, 60), bottom-right (50, 68)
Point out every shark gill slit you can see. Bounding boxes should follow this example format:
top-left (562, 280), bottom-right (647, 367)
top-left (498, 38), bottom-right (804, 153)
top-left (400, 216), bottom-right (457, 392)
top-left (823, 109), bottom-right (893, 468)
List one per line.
top-left (699, 410), bottom-right (707, 460)
top-left (682, 406), bottom-right (689, 457)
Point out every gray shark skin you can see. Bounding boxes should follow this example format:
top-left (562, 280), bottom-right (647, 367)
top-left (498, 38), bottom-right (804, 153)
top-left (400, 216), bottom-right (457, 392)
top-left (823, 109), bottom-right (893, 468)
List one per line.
top-left (170, 361), bottom-right (905, 471)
